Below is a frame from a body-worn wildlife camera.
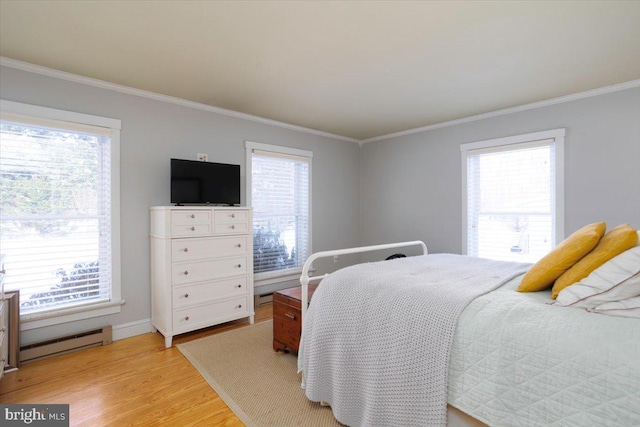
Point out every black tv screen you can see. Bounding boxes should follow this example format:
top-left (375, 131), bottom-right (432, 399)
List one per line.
top-left (171, 158), bottom-right (240, 205)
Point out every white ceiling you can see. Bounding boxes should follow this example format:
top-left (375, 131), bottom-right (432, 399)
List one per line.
top-left (1, 1), bottom-right (639, 141)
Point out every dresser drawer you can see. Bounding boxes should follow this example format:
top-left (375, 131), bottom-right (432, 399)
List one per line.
top-left (171, 223), bottom-right (212, 237)
top-left (172, 210), bottom-right (212, 225)
top-left (173, 296), bottom-right (248, 333)
top-left (172, 256), bottom-right (248, 285)
top-left (214, 210), bottom-right (248, 224)
top-left (214, 210), bottom-right (249, 235)
top-left (214, 222), bottom-right (248, 235)
top-left (172, 276), bottom-right (248, 308)
top-left (171, 236), bottom-right (248, 262)
top-left (171, 210), bottom-right (212, 236)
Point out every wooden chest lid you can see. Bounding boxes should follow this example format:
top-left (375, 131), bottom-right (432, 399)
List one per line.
top-left (273, 283), bottom-right (319, 310)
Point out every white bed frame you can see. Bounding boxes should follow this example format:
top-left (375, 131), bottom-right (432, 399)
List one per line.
top-left (299, 240), bottom-right (428, 333)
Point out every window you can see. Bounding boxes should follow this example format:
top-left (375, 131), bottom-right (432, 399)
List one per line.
top-left (245, 141), bottom-right (312, 285)
top-left (461, 129), bottom-right (564, 263)
top-left (0, 100), bottom-right (121, 328)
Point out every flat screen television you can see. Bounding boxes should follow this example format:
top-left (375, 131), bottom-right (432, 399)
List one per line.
top-left (171, 158), bottom-right (240, 205)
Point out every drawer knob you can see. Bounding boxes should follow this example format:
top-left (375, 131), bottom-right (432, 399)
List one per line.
top-left (236, 264), bottom-right (242, 268)
top-left (236, 284), bottom-right (242, 288)
top-left (230, 225), bottom-right (235, 229)
top-left (190, 227), bottom-right (195, 231)
top-left (237, 304), bottom-right (242, 309)
top-left (231, 213), bottom-right (235, 218)
top-left (190, 214), bottom-right (195, 218)
top-left (184, 271), bottom-right (189, 275)
top-left (184, 293), bottom-right (189, 298)
top-left (236, 244), bottom-right (242, 248)
top-left (285, 312), bottom-right (296, 320)
top-left (184, 316), bottom-right (190, 321)
top-left (183, 248), bottom-right (189, 252)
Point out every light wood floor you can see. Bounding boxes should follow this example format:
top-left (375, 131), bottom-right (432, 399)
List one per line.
top-left (0, 304), bottom-right (273, 426)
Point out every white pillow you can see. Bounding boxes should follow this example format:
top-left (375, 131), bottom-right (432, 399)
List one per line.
top-left (588, 295), bottom-right (640, 319)
top-left (554, 245), bottom-right (640, 308)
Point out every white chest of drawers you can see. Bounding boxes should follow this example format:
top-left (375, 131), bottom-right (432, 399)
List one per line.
top-left (150, 206), bottom-right (254, 348)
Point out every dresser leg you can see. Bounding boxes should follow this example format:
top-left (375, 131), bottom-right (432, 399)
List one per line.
top-left (249, 315), bottom-right (255, 325)
top-left (165, 336), bottom-right (172, 348)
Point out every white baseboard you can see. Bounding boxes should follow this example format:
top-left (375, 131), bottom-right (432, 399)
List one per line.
top-left (112, 318), bottom-right (153, 341)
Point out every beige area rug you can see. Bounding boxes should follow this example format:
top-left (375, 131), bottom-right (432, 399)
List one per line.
top-left (177, 320), bottom-right (341, 427)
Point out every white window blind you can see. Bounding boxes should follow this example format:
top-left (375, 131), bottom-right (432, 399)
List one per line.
top-left (462, 130), bottom-right (564, 263)
top-left (0, 114), bottom-right (113, 316)
top-left (248, 144), bottom-right (311, 281)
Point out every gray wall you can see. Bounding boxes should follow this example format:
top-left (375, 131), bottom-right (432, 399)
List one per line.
top-left (0, 65), bottom-right (361, 344)
top-left (360, 87), bottom-right (640, 256)
top-left (2, 64), bottom-right (639, 345)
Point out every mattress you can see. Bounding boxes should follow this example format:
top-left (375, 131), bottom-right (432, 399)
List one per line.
top-left (448, 275), bottom-right (640, 426)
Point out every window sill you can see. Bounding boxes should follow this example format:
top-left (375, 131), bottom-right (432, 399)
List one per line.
top-left (20, 299), bottom-right (125, 331)
top-left (254, 267), bottom-right (316, 288)
top-left (255, 273), bottom-right (301, 288)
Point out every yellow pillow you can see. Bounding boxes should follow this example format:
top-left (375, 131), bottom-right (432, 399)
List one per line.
top-left (517, 222), bottom-right (606, 293)
top-left (551, 223), bottom-right (639, 298)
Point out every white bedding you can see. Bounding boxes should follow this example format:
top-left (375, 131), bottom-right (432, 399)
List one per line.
top-left (298, 254), bottom-right (530, 427)
top-left (448, 275), bottom-right (640, 426)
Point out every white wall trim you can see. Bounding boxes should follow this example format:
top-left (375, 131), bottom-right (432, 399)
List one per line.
top-left (0, 56), bottom-right (359, 144)
top-left (245, 141), bottom-right (313, 158)
top-left (461, 128), bottom-right (565, 256)
top-left (3, 99), bottom-right (123, 332)
top-left (460, 128), bottom-right (566, 152)
top-left (361, 79), bottom-right (640, 144)
top-left (20, 301), bottom-right (125, 331)
top-left (255, 271), bottom-right (303, 288)
top-left (0, 99), bottom-right (121, 129)
top-left (3, 56), bottom-right (638, 147)
top-left (245, 140), bottom-right (313, 287)
top-left (112, 318), bottom-right (154, 341)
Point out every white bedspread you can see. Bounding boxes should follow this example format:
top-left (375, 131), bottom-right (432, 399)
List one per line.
top-left (298, 254), bottom-right (530, 427)
top-left (448, 275), bottom-right (640, 427)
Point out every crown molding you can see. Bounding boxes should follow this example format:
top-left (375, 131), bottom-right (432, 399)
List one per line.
top-left (360, 79), bottom-right (640, 144)
top-left (2, 56), bottom-right (638, 146)
top-left (0, 56), bottom-right (360, 144)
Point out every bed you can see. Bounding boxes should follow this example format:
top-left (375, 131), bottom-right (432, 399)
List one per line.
top-left (296, 241), bottom-right (640, 427)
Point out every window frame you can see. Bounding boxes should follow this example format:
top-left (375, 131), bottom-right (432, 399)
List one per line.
top-left (245, 141), bottom-right (313, 287)
top-left (460, 128), bottom-right (565, 259)
top-left (0, 99), bottom-right (122, 330)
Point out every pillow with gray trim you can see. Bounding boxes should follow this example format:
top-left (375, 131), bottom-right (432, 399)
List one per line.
top-left (554, 245), bottom-right (640, 308)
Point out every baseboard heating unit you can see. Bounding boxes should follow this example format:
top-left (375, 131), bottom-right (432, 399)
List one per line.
top-left (20, 326), bottom-right (113, 364)
top-left (254, 293), bottom-right (273, 307)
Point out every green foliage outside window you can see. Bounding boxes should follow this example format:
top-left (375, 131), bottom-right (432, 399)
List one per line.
top-left (253, 228), bottom-right (296, 273)
top-left (21, 261), bottom-right (100, 309)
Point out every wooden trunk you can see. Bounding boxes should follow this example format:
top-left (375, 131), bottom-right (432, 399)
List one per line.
top-left (272, 284), bottom-right (318, 352)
